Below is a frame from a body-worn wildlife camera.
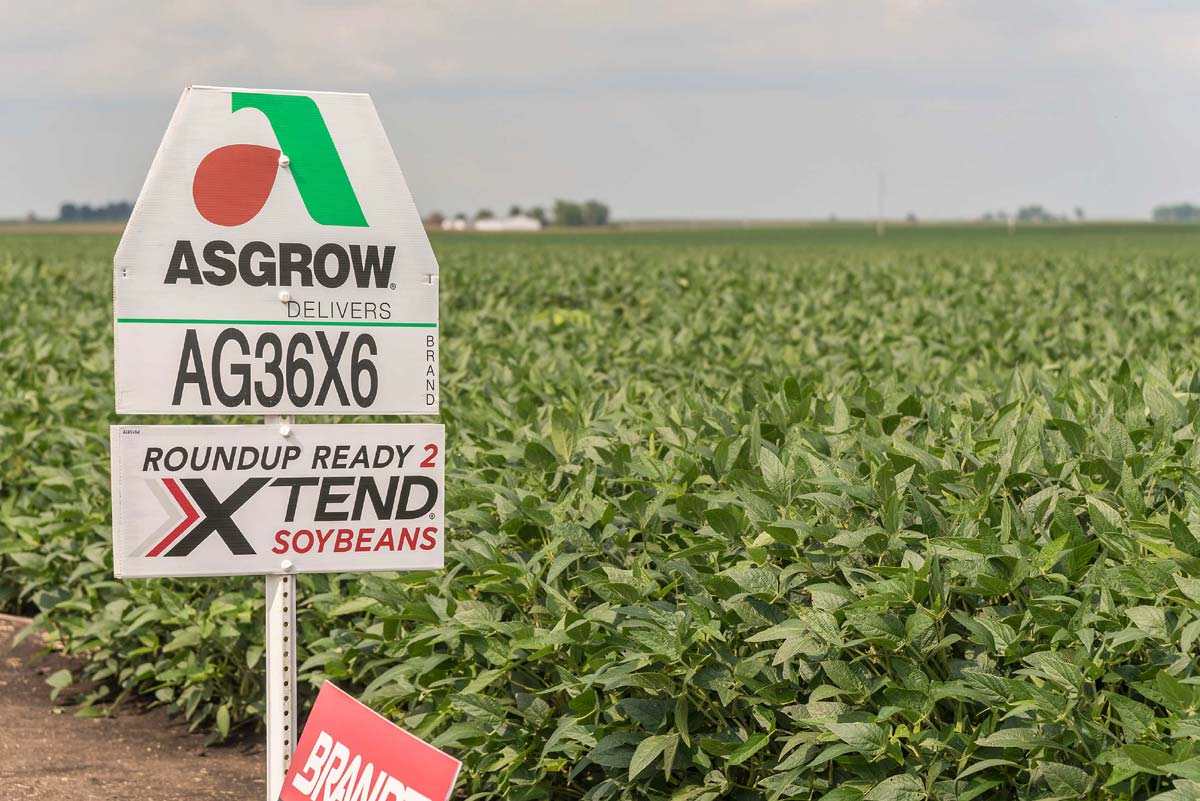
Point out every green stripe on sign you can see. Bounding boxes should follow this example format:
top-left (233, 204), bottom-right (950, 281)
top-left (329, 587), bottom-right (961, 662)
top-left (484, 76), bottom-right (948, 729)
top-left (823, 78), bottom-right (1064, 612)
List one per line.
top-left (117, 318), bottom-right (436, 327)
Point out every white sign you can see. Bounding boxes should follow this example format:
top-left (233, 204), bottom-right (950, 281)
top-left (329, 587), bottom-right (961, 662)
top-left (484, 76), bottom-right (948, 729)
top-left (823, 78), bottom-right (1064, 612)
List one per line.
top-left (114, 86), bottom-right (438, 415)
top-left (111, 424), bottom-right (444, 578)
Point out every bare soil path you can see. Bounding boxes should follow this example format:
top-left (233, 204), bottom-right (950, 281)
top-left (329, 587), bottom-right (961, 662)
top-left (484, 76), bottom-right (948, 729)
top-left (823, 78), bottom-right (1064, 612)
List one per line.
top-left (0, 614), bottom-right (264, 800)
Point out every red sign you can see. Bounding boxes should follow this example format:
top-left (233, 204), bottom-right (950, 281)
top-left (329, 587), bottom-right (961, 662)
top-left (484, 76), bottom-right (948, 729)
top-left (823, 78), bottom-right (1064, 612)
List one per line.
top-left (281, 683), bottom-right (461, 801)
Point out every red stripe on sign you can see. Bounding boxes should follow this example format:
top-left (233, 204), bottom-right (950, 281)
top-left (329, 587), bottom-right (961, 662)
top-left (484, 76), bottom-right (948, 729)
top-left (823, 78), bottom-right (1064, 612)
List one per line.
top-left (147, 478), bottom-right (200, 557)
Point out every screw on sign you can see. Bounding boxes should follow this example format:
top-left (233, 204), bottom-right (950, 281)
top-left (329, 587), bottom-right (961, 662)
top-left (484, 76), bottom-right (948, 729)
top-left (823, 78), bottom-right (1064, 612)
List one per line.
top-left (110, 86), bottom-right (448, 801)
top-left (282, 683), bottom-right (461, 801)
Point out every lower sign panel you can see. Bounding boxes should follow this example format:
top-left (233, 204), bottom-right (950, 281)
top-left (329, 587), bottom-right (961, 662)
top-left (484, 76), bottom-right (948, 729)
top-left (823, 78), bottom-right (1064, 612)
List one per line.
top-left (111, 423), bottom-right (444, 578)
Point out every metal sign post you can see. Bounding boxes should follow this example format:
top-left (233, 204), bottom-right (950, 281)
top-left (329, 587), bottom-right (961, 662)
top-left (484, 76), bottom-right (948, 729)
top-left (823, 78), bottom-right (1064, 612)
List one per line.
top-left (265, 573), bottom-right (297, 800)
top-left (265, 415), bottom-right (297, 801)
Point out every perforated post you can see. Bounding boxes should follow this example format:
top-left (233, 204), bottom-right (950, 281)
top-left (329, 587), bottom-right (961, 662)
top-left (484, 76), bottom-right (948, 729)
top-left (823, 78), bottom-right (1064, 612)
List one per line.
top-left (265, 415), bottom-right (297, 801)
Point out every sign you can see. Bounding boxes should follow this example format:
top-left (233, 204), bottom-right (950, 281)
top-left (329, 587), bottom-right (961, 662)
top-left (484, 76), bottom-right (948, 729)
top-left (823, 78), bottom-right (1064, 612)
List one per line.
top-left (282, 683), bottom-right (461, 801)
top-left (111, 424), bottom-right (444, 578)
top-left (114, 86), bottom-right (438, 415)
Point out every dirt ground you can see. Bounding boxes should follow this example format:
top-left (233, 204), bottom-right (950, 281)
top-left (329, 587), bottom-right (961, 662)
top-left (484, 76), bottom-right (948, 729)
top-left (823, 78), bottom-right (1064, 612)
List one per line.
top-left (0, 614), bottom-right (264, 800)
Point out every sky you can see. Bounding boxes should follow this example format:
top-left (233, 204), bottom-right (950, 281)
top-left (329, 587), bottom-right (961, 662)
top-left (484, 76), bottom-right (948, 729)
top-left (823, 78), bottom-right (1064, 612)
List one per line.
top-left (4, 1), bottom-right (1200, 221)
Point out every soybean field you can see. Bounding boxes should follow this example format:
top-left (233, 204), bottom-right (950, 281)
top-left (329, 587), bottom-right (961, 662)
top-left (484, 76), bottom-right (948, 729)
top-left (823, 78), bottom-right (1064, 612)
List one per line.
top-left (4, 224), bottom-right (1200, 800)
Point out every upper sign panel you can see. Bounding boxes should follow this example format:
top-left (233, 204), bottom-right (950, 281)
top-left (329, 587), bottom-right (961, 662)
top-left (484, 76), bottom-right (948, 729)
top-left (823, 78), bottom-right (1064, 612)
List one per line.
top-left (114, 86), bottom-right (438, 415)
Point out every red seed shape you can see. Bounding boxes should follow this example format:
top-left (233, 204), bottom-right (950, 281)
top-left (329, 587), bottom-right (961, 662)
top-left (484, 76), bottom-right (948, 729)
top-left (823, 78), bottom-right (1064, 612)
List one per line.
top-left (192, 144), bottom-right (281, 226)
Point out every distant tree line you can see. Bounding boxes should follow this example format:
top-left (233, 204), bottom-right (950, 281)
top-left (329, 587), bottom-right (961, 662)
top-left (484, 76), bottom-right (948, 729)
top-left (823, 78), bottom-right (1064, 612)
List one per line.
top-left (1153, 204), bottom-right (1200, 223)
top-left (1016, 205), bottom-right (1062, 223)
top-left (59, 201), bottom-right (133, 222)
top-left (427, 199), bottom-right (610, 229)
top-left (979, 206), bottom-right (1085, 224)
top-left (552, 199), bottom-right (609, 227)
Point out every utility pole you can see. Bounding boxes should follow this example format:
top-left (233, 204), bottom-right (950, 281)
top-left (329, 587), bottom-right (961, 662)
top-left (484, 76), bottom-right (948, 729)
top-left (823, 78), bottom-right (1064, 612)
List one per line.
top-left (876, 172), bottom-right (886, 237)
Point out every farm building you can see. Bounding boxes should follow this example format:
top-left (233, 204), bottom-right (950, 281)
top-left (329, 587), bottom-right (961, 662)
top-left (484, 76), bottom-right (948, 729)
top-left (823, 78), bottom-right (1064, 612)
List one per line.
top-left (463, 215), bottom-right (543, 232)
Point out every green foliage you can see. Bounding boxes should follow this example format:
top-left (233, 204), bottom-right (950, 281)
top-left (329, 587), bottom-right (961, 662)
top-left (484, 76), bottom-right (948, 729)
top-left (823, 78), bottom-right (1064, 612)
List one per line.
top-left (4, 226), bottom-right (1200, 799)
top-left (553, 199), bottom-right (585, 227)
top-left (552, 199), bottom-right (609, 227)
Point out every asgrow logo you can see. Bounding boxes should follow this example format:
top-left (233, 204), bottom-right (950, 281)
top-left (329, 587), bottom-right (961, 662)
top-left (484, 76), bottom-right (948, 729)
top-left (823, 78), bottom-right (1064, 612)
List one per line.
top-left (192, 92), bottom-right (367, 228)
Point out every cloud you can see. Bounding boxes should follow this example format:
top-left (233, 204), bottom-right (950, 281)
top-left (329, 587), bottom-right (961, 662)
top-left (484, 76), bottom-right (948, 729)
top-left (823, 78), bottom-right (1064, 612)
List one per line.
top-left (4, 1), bottom-right (1200, 218)
top-left (7, 1), bottom-right (1198, 99)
